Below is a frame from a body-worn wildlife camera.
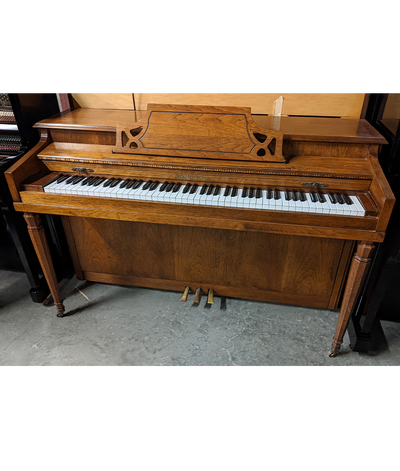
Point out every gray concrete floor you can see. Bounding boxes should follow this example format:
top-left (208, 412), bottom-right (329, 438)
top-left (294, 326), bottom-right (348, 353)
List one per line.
top-left (1, 268), bottom-right (400, 366)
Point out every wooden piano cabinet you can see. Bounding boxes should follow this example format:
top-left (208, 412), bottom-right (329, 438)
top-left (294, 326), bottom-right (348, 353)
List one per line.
top-left (5, 104), bottom-right (395, 357)
top-left (61, 216), bottom-right (354, 311)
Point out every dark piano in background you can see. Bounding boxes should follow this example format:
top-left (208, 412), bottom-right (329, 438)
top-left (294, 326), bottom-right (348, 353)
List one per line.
top-left (349, 94), bottom-right (400, 354)
top-left (0, 93), bottom-right (72, 302)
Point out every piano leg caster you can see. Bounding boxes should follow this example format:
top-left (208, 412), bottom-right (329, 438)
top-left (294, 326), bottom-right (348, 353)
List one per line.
top-left (56, 303), bottom-right (65, 318)
top-left (329, 345), bottom-right (341, 357)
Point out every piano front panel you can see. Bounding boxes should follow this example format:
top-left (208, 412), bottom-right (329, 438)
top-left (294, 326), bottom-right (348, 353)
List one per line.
top-left (63, 216), bottom-right (354, 309)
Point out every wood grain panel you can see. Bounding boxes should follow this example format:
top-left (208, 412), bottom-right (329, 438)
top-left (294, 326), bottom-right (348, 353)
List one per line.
top-left (63, 218), bottom-right (348, 308)
top-left (71, 93), bottom-right (366, 118)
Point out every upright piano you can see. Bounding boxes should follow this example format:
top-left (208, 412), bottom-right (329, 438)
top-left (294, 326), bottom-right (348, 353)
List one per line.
top-left (5, 104), bottom-right (395, 356)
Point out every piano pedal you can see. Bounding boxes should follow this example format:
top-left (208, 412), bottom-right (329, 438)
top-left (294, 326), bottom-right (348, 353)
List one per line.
top-left (192, 287), bottom-right (202, 306)
top-left (180, 286), bottom-right (190, 302)
top-left (207, 289), bottom-right (214, 305)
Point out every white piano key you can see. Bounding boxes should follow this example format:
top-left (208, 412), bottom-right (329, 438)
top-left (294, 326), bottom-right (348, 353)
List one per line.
top-left (237, 189), bottom-right (247, 208)
top-left (205, 188), bottom-right (217, 206)
top-left (326, 196), bottom-right (339, 215)
top-left (187, 186), bottom-right (201, 204)
top-left (44, 176), bottom-right (64, 193)
top-left (306, 193), bottom-right (318, 213)
top-left (136, 182), bottom-right (151, 200)
top-left (229, 189), bottom-right (240, 208)
top-left (349, 195), bottom-right (365, 216)
top-left (175, 185), bottom-right (187, 203)
top-left (318, 195), bottom-right (331, 214)
top-left (198, 187), bottom-right (209, 205)
top-left (248, 189), bottom-right (257, 208)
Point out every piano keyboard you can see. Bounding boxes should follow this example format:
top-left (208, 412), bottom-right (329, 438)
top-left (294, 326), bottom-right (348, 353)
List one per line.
top-left (43, 175), bottom-right (366, 216)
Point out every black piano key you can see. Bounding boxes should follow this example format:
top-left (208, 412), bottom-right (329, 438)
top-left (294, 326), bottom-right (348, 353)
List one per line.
top-left (172, 182), bottom-right (181, 192)
top-left (183, 183), bottom-right (191, 194)
top-left (165, 182), bottom-right (175, 192)
top-left (126, 179), bottom-right (137, 189)
top-left (159, 181), bottom-right (169, 192)
top-left (343, 193), bottom-right (353, 205)
top-left (266, 189), bottom-right (272, 199)
top-left (317, 193), bottom-right (326, 203)
top-left (241, 187), bottom-right (248, 198)
top-left (81, 176), bottom-right (94, 186)
top-left (189, 184), bottom-right (198, 194)
top-left (336, 193), bottom-right (345, 204)
top-left (200, 184), bottom-right (208, 195)
top-left (274, 189), bottom-right (281, 200)
top-left (72, 176), bottom-right (85, 185)
top-left (66, 176), bottom-right (79, 184)
top-left (150, 181), bottom-right (160, 191)
top-left (248, 187), bottom-right (255, 198)
top-left (328, 193), bottom-right (337, 204)
top-left (110, 178), bottom-right (122, 188)
top-left (299, 191), bottom-right (307, 202)
top-left (224, 186), bottom-right (231, 197)
top-left (120, 179), bottom-right (131, 189)
top-left (132, 179), bottom-right (144, 190)
top-left (206, 185), bottom-right (215, 195)
top-left (93, 177), bottom-right (107, 186)
top-left (142, 180), bottom-right (153, 191)
top-left (87, 177), bottom-right (99, 186)
top-left (232, 186), bottom-right (238, 197)
top-left (103, 178), bottom-right (114, 187)
top-left (310, 192), bottom-right (318, 203)
top-left (213, 185), bottom-right (221, 196)
top-left (292, 191), bottom-right (298, 202)
top-left (285, 190), bottom-right (292, 201)
top-left (256, 188), bottom-right (262, 199)
top-left (56, 174), bottom-right (69, 183)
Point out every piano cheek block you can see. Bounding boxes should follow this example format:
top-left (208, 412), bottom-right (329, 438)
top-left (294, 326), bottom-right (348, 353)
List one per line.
top-left (6, 103), bottom-right (394, 358)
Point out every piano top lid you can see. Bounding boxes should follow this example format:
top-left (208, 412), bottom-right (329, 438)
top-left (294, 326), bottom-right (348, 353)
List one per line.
top-left (34, 106), bottom-right (387, 145)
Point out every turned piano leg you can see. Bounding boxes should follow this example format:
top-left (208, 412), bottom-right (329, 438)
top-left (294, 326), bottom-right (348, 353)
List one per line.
top-left (329, 241), bottom-right (375, 357)
top-left (24, 212), bottom-right (65, 317)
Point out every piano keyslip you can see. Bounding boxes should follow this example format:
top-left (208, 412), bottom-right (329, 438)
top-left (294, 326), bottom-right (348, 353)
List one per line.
top-left (43, 175), bottom-right (366, 217)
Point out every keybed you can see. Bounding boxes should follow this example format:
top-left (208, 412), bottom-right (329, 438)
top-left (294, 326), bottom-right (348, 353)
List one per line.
top-left (43, 174), bottom-right (366, 217)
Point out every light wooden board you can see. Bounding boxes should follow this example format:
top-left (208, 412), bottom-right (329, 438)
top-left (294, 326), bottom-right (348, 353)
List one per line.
top-left (71, 93), bottom-right (366, 118)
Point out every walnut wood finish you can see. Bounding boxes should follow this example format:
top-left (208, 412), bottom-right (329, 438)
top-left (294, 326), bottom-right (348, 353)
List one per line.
top-left (5, 105), bottom-right (396, 357)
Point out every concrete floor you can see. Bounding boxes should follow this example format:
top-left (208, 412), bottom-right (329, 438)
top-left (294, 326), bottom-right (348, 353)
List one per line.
top-left (1, 268), bottom-right (400, 366)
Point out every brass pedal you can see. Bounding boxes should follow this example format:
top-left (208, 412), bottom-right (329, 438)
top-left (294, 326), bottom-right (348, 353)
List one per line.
top-left (180, 286), bottom-right (190, 302)
top-left (193, 288), bottom-right (202, 304)
top-left (207, 289), bottom-right (214, 304)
